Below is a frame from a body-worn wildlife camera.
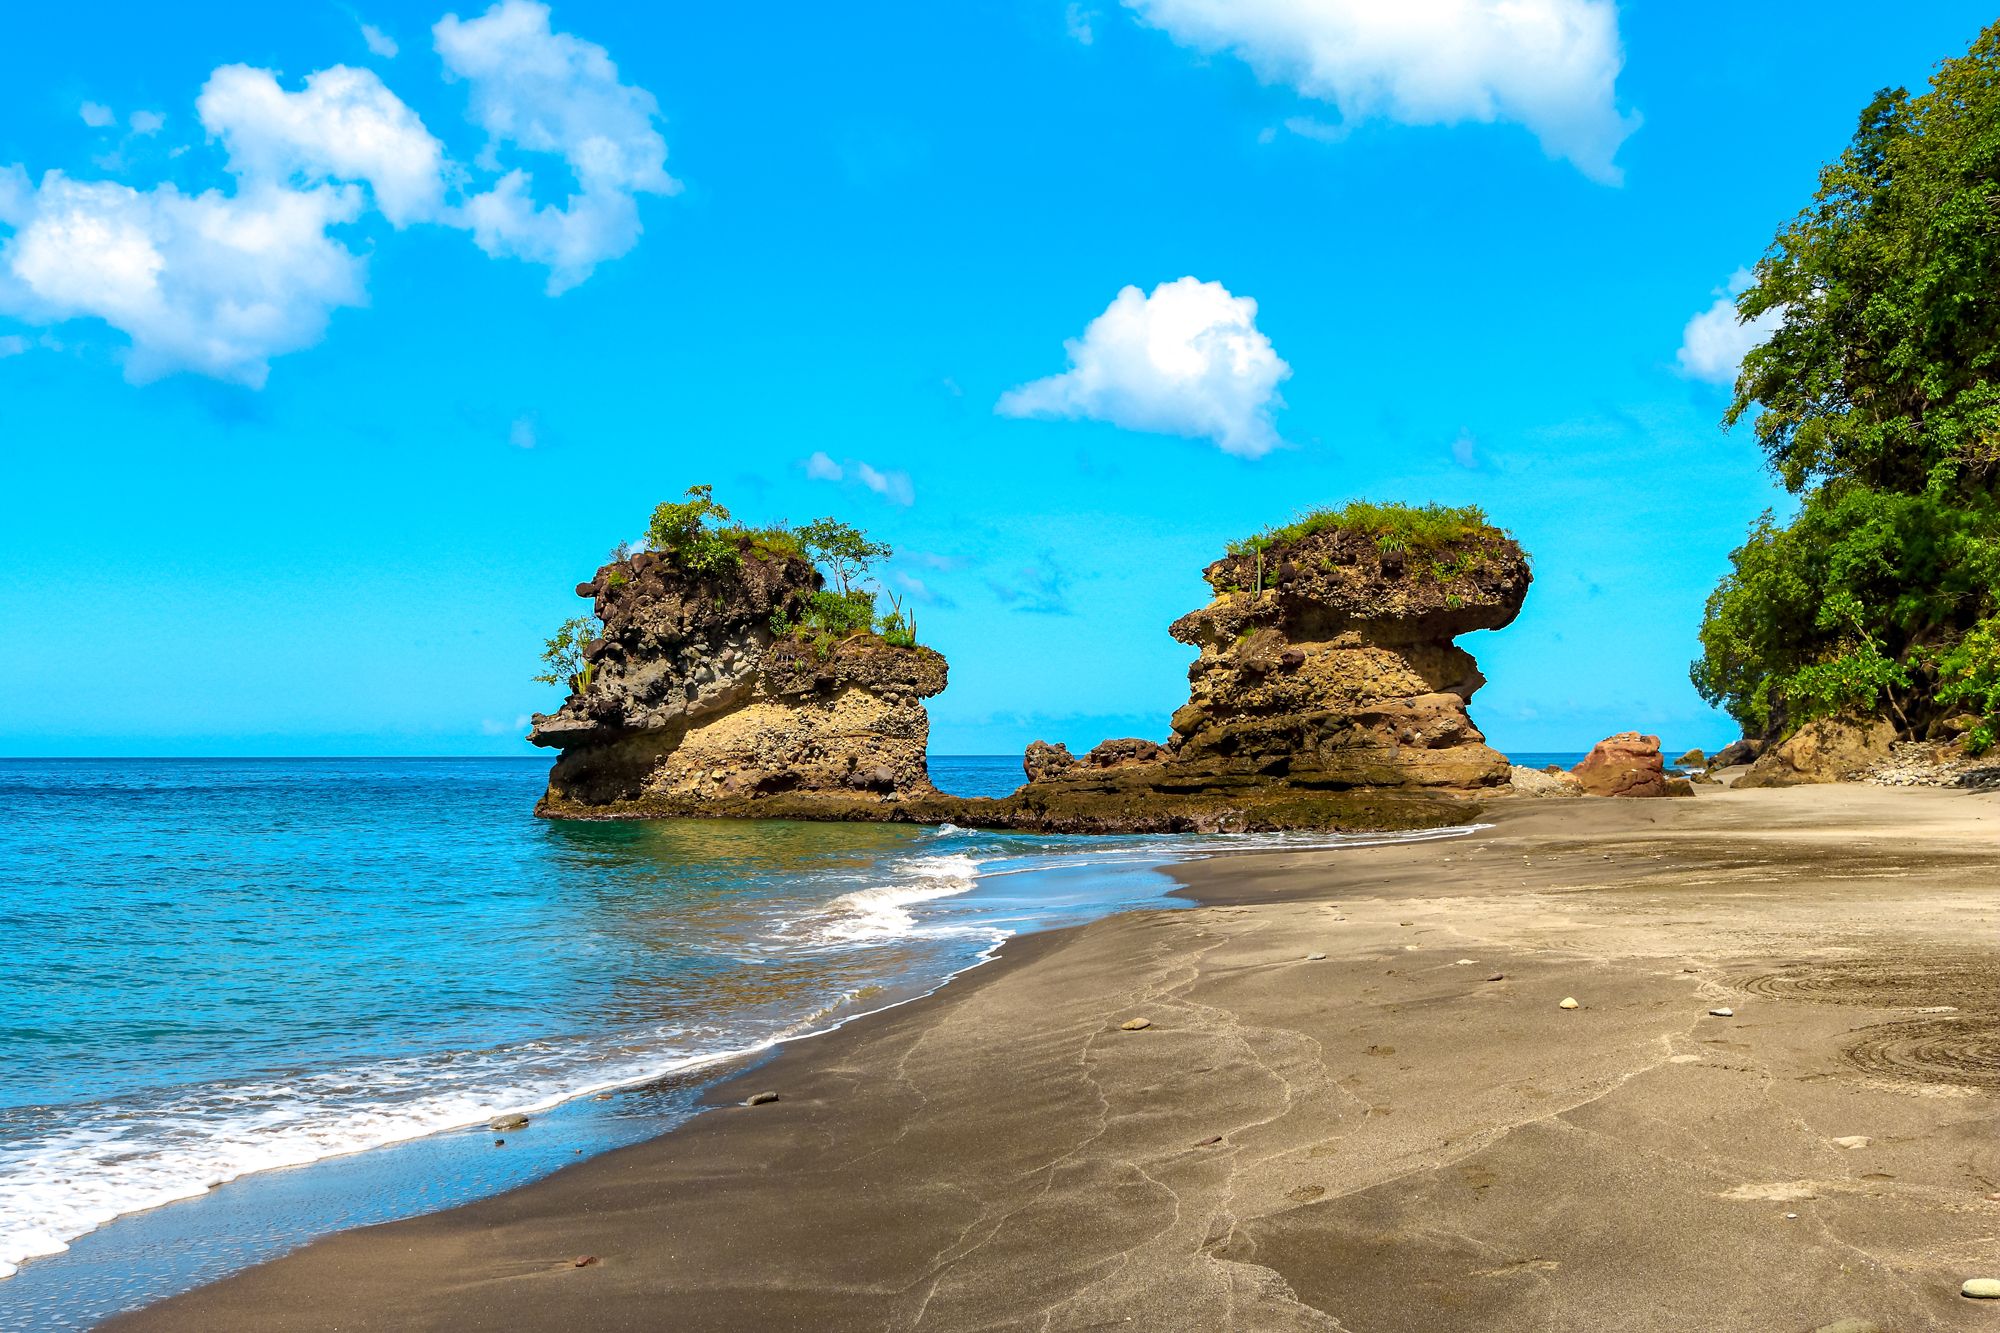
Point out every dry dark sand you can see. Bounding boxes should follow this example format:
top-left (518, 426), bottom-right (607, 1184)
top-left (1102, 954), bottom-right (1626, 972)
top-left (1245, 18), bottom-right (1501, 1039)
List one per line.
top-left (108, 785), bottom-right (2000, 1332)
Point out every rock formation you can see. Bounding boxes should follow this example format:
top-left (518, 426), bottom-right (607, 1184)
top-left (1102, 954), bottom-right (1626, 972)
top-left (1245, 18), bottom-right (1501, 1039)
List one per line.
top-left (1736, 715), bottom-right (1897, 787)
top-left (533, 502), bottom-right (1534, 834)
top-left (1509, 766), bottom-right (1583, 797)
top-left (531, 542), bottom-right (946, 814)
top-left (1002, 512), bottom-right (1532, 827)
top-left (1708, 738), bottom-right (1763, 771)
top-left (1572, 733), bottom-right (1671, 798)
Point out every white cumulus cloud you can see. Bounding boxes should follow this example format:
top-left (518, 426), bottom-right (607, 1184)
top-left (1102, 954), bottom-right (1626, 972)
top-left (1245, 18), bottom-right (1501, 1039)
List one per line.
top-left (1677, 268), bottom-right (1782, 384)
top-left (435, 0), bottom-right (679, 293)
top-left (196, 65), bottom-right (448, 226)
top-left (998, 276), bottom-right (1291, 457)
top-left (0, 168), bottom-right (366, 387)
top-left (804, 450), bottom-right (844, 481)
top-left (0, 2), bottom-right (678, 386)
top-left (1122, 0), bottom-right (1637, 183)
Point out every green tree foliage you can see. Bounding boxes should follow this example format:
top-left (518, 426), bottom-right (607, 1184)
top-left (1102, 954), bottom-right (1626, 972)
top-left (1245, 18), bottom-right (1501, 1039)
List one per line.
top-left (798, 517), bottom-right (893, 595)
top-left (646, 485), bottom-right (740, 576)
top-left (533, 615), bottom-right (601, 695)
top-left (1938, 617), bottom-right (2000, 753)
top-left (1695, 24), bottom-right (2000, 746)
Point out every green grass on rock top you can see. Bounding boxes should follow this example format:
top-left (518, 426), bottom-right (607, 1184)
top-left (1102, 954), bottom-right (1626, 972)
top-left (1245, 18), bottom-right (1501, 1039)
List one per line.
top-left (1227, 501), bottom-right (1502, 558)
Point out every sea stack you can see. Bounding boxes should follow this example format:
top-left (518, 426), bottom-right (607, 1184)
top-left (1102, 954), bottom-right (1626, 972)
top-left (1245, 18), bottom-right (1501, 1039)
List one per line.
top-left (530, 541), bottom-right (947, 815)
top-left (1160, 513), bottom-right (1528, 788)
top-left (1003, 504), bottom-right (1531, 830)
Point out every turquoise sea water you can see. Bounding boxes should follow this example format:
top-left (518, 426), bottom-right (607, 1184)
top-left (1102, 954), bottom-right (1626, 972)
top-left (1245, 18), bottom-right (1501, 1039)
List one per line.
top-left (0, 756), bottom-right (1481, 1329)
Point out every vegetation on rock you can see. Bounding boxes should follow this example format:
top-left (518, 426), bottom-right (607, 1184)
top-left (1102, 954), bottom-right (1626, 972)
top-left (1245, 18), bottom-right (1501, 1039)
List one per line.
top-left (538, 488), bottom-right (920, 687)
top-left (1229, 501), bottom-right (1499, 559)
top-left (1694, 25), bottom-right (2000, 751)
top-left (532, 615), bottom-right (602, 696)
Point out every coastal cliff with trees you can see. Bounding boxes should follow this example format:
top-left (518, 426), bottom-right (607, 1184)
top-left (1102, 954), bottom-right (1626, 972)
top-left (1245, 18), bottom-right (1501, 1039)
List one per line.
top-left (1695, 27), bottom-right (2000, 779)
top-left (531, 493), bottom-right (1531, 831)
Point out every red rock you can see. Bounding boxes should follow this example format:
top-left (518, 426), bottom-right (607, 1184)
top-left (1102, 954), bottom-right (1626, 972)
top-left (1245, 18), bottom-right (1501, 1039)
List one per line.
top-left (1573, 732), bottom-right (1669, 798)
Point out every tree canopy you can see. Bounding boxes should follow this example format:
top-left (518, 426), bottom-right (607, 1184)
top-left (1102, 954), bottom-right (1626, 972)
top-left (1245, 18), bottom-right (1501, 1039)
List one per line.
top-left (1695, 22), bottom-right (2000, 752)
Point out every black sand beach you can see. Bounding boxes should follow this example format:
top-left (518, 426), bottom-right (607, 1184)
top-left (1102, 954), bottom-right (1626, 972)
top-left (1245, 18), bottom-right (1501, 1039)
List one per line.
top-left (108, 785), bottom-right (2000, 1332)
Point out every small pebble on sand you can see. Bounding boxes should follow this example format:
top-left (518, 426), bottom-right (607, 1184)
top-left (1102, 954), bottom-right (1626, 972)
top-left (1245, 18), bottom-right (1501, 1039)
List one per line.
top-left (1558, 997), bottom-right (1579, 1010)
top-left (1120, 1018), bottom-right (1152, 1031)
top-left (744, 1091), bottom-right (779, 1106)
top-left (1963, 1278), bottom-right (2000, 1299)
top-left (490, 1114), bottom-right (530, 1131)
top-left (1784, 1212), bottom-right (1798, 1220)
top-left (1708, 1007), bottom-right (1735, 1017)
top-left (1486, 973), bottom-right (1505, 982)
top-left (1194, 1135), bottom-right (1223, 1146)
top-left (1454, 959), bottom-right (1476, 965)
top-left (573, 1255), bottom-right (598, 1268)
top-left (1306, 952), bottom-right (1327, 961)
top-left (1831, 1135), bottom-right (1871, 1150)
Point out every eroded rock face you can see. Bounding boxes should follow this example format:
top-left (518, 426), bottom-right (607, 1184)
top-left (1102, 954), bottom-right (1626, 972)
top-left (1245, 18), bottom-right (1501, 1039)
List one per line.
top-left (1023, 521), bottom-right (1530, 799)
top-left (1710, 738), bottom-right (1763, 771)
top-left (531, 545), bottom-right (946, 812)
top-left (1736, 716), bottom-right (1897, 788)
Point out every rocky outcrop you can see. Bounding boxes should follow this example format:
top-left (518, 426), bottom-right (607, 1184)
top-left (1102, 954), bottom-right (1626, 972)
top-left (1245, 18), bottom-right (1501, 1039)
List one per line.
top-left (531, 543), bottom-right (946, 814)
top-left (1006, 516), bottom-right (1531, 823)
top-left (1709, 738), bottom-right (1763, 770)
top-left (1736, 715), bottom-right (1897, 788)
top-left (533, 505), bottom-right (1533, 835)
top-left (1510, 765), bottom-right (1584, 797)
top-left (1572, 733), bottom-right (1672, 797)
top-left (1156, 526), bottom-right (1527, 787)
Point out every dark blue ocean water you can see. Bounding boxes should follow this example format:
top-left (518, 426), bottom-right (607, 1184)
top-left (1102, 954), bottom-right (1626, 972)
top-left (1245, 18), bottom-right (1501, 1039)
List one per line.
top-left (0, 756), bottom-right (1479, 1329)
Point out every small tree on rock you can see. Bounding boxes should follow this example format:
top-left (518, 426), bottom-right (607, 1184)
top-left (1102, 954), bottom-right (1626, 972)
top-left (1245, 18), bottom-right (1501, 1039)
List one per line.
top-left (534, 616), bottom-right (601, 695)
top-left (799, 517), bottom-right (892, 595)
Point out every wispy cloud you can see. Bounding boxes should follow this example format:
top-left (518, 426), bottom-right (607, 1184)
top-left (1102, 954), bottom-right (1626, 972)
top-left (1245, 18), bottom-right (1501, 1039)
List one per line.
top-left (1065, 4), bottom-right (1098, 45)
top-left (360, 21), bottom-right (401, 58)
top-left (800, 451), bottom-right (915, 505)
top-left (1450, 429), bottom-right (1479, 470)
top-left (988, 557), bottom-right (1075, 615)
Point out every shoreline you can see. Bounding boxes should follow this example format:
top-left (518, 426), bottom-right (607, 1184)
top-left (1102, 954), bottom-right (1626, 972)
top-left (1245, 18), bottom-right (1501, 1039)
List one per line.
top-left (108, 785), bottom-right (2000, 1331)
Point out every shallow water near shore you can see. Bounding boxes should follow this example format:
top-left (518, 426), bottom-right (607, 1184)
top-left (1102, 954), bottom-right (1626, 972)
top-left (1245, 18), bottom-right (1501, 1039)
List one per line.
top-left (0, 756), bottom-right (1480, 1329)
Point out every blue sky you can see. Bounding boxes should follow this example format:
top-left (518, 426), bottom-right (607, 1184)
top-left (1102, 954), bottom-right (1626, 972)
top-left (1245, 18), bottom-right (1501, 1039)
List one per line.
top-left (0, 1), bottom-right (1992, 759)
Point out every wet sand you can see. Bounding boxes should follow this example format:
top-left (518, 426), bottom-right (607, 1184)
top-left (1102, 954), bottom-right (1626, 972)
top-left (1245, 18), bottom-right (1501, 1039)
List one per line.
top-left (108, 785), bottom-right (2000, 1331)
